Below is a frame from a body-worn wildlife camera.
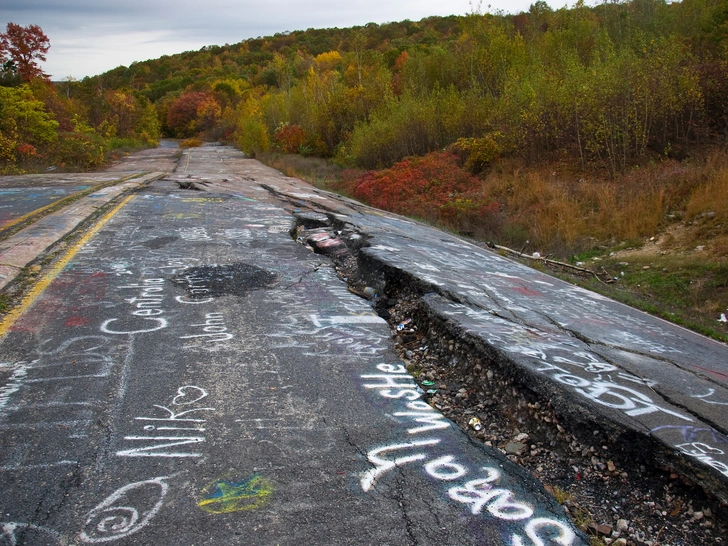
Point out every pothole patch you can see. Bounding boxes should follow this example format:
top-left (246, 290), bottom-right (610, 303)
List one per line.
top-left (171, 263), bottom-right (278, 299)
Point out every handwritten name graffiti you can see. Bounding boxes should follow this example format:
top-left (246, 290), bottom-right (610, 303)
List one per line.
top-left (78, 476), bottom-right (172, 543)
top-left (101, 278), bottom-right (168, 335)
top-left (174, 270), bottom-right (214, 305)
top-left (358, 363), bottom-right (578, 546)
top-left (361, 364), bottom-right (450, 434)
top-left (197, 474), bottom-right (274, 514)
top-left (116, 386), bottom-right (214, 458)
top-left (181, 312), bottom-right (233, 345)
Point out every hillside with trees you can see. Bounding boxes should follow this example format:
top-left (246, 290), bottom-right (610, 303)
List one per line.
top-left (3, 0), bottom-right (728, 337)
top-left (80, 0), bottom-right (728, 169)
top-left (5, 1), bottom-right (728, 176)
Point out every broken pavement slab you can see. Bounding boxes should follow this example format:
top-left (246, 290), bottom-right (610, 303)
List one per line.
top-left (137, 145), bottom-right (728, 504)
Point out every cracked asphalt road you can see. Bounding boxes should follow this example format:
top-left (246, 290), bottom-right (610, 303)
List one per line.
top-left (0, 146), bottom-right (587, 545)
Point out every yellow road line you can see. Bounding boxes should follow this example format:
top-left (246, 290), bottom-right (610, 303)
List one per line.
top-left (0, 194), bottom-right (135, 338)
top-left (2, 200), bottom-right (66, 232)
top-left (0, 174), bottom-right (142, 234)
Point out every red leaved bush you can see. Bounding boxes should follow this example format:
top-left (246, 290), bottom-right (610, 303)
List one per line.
top-left (16, 143), bottom-right (37, 156)
top-left (167, 91), bottom-right (214, 137)
top-left (274, 124), bottom-right (307, 153)
top-left (351, 152), bottom-right (479, 212)
top-left (345, 151), bottom-right (503, 237)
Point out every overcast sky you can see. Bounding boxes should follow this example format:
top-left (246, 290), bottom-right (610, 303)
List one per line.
top-left (1, 0), bottom-right (572, 80)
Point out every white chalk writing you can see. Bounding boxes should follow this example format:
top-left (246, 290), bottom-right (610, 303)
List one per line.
top-left (117, 386), bottom-right (214, 458)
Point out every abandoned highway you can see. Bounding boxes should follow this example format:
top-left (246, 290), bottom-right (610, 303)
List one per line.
top-left (0, 144), bottom-right (726, 545)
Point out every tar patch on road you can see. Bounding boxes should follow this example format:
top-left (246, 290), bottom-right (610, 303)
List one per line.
top-left (171, 263), bottom-right (278, 299)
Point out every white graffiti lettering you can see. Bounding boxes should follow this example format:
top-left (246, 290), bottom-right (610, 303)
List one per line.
top-left (117, 386), bottom-right (214, 458)
top-left (180, 312), bottom-right (233, 344)
top-left (100, 317), bottom-right (168, 335)
top-left (360, 439), bottom-right (441, 492)
top-left (676, 442), bottom-right (728, 476)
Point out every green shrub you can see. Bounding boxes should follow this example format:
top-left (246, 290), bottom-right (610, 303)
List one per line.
top-left (52, 131), bottom-right (105, 168)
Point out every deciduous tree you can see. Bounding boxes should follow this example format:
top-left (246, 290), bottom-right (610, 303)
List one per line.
top-left (0, 23), bottom-right (50, 82)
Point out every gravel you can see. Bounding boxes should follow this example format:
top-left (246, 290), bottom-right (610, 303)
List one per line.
top-left (383, 292), bottom-right (727, 546)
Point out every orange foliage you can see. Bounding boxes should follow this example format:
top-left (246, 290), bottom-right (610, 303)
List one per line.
top-left (195, 95), bottom-right (222, 133)
top-left (167, 91), bottom-right (213, 137)
top-left (16, 143), bottom-right (37, 156)
top-left (391, 50), bottom-right (409, 96)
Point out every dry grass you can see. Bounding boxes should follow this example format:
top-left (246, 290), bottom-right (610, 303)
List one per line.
top-left (476, 150), bottom-right (728, 257)
top-left (258, 152), bottom-right (344, 191)
top-left (686, 167), bottom-right (728, 224)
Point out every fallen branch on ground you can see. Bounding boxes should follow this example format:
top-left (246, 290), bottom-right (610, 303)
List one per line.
top-left (486, 242), bottom-right (614, 285)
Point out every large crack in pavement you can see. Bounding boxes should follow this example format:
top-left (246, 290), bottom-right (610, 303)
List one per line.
top-left (276, 189), bottom-right (728, 544)
top-left (151, 168), bottom-right (728, 543)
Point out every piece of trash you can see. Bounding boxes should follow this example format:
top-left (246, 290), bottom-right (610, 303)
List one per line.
top-left (532, 252), bottom-right (541, 258)
top-left (505, 441), bottom-right (527, 454)
top-left (719, 314), bottom-right (727, 323)
top-left (362, 286), bottom-right (377, 298)
top-left (425, 389), bottom-right (438, 396)
top-left (396, 318), bottom-right (412, 331)
top-left (468, 417), bottom-right (483, 431)
top-left (576, 261), bottom-right (584, 266)
top-left (421, 380), bottom-right (435, 387)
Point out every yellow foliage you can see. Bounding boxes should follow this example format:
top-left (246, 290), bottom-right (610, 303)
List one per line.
top-left (180, 138), bottom-right (204, 148)
top-left (452, 134), bottom-right (504, 172)
top-left (314, 51), bottom-right (343, 72)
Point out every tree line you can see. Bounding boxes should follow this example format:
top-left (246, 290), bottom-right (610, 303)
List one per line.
top-left (2, 0), bottom-right (728, 175)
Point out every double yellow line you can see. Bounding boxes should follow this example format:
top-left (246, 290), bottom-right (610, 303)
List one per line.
top-left (0, 195), bottom-right (135, 338)
top-left (0, 174), bottom-right (141, 238)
